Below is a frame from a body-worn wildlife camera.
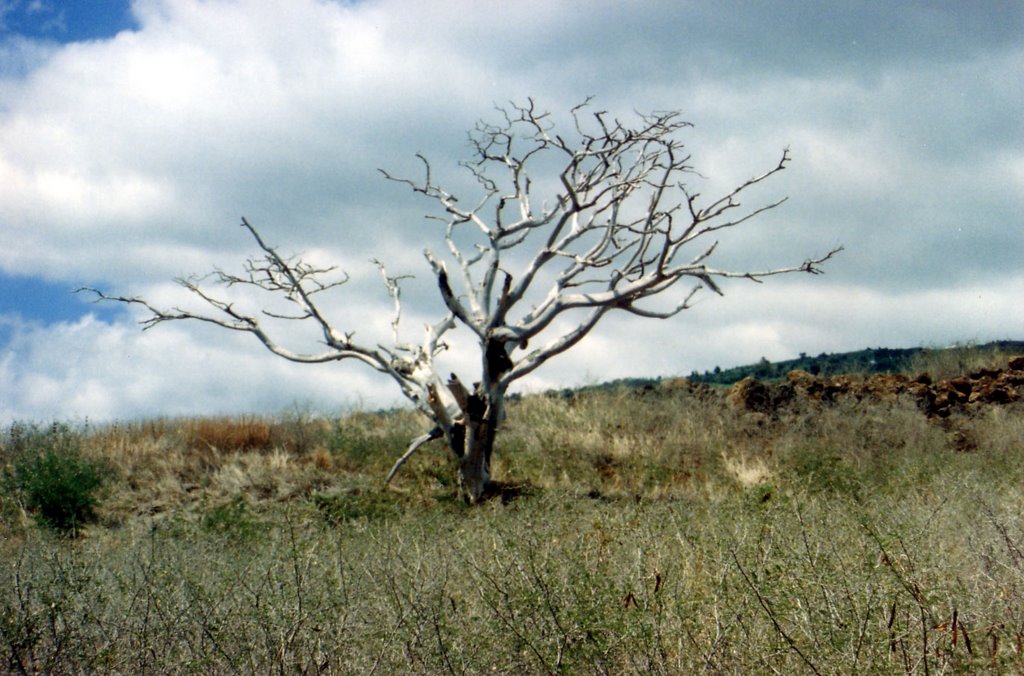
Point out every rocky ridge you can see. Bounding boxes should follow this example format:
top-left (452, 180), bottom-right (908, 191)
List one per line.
top-left (724, 355), bottom-right (1024, 419)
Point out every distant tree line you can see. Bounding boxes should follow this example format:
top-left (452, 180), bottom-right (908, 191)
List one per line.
top-left (688, 340), bottom-right (1024, 386)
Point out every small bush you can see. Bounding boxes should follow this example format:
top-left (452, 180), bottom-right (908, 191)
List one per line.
top-left (780, 442), bottom-right (860, 496)
top-left (2, 422), bottom-right (110, 534)
top-left (202, 494), bottom-right (266, 543)
top-left (312, 486), bottom-right (402, 523)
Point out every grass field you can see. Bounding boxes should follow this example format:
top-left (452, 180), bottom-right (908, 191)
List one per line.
top-left (2, 347), bottom-right (1023, 672)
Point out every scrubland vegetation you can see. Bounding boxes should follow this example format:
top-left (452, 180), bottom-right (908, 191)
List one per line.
top-left (2, 345), bottom-right (1024, 673)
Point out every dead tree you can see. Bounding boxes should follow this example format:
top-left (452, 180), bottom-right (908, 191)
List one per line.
top-left (83, 100), bottom-right (841, 502)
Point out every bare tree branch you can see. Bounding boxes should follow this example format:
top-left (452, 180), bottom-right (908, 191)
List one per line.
top-left (87, 99), bottom-right (840, 502)
top-left (385, 427), bottom-right (443, 484)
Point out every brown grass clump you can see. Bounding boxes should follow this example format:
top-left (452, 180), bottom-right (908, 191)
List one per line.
top-left (184, 416), bottom-right (274, 452)
top-left (311, 448), bottom-right (333, 471)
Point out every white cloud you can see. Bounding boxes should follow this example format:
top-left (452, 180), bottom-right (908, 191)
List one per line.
top-left (1, 0), bottom-right (1021, 421)
top-left (0, 313), bottom-right (404, 423)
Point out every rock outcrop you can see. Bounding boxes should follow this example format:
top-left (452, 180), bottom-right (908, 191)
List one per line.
top-left (725, 356), bottom-right (1024, 419)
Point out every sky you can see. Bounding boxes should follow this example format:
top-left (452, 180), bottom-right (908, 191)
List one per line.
top-left (1, 0), bottom-right (1022, 422)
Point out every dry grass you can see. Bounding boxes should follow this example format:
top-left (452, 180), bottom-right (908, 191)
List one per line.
top-left (720, 449), bottom-right (772, 487)
top-left (907, 342), bottom-right (1020, 380)
top-left (183, 416), bottom-right (274, 452)
top-left (2, 347), bottom-right (1023, 672)
top-left (495, 388), bottom-right (736, 498)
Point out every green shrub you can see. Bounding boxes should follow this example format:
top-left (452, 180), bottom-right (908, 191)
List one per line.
top-left (781, 442), bottom-right (860, 496)
top-left (312, 485), bottom-right (402, 523)
top-left (202, 494), bottom-right (266, 543)
top-left (2, 422), bottom-right (110, 534)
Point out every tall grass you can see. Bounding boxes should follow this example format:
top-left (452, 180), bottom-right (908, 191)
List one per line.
top-left (2, 348), bottom-right (1023, 672)
top-left (907, 341), bottom-right (1018, 380)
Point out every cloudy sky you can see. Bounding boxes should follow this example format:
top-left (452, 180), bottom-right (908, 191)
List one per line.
top-left (1, 0), bottom-right (1021, 423)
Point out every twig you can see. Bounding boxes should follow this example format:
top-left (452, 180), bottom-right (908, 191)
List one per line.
top-left (732, 550), bottom-right (822, 675)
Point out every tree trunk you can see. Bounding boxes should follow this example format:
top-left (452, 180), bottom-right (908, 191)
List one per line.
top-left (458, 384), bottom-right (506, 503)
top-left (445, 339), bottom-right (510, 503)
top-left (460, 412), bottom-right (495, 503)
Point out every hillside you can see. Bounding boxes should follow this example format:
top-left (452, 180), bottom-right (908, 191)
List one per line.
top-left (2, 343), bottom-right (1023, 672)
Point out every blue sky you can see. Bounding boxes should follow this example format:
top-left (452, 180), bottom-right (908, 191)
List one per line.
top-left (0, 0), bottom-right (135, 42)
top-left (0, 274), bottom-right (117, 323)
top-left (1, 0), bottom-right (1022, 422)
